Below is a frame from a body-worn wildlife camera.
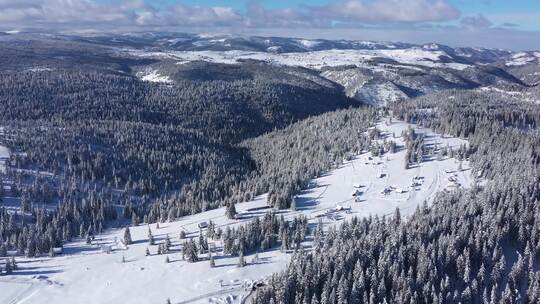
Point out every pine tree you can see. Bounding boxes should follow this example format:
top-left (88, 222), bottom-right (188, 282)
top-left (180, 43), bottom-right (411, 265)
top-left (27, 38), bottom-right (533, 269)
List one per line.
top-left (226, 201), bottom-right (237, 219)
top-left (124, 227), bottom-right (132, 245)
top-left (165, 234), bottom-right (171, 250)
top-left (209, 254), bottom-right (215, 268)
top-left (185, 239), bottom-right (198, 263)
top-left (252, 252), bottom-right (259, 264)
top-left (131, 213), bottom-right (139, 226)
top-left (5, 259), bottom-right (12, 274)
top-left (0, 244), bottom-right (6, 257)
top-left (238, 252), bottom-right (246, 268)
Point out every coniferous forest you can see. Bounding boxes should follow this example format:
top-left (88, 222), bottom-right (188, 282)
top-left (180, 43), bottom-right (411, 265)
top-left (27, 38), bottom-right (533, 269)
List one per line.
top-left (0, 66), bottom-right (373, 260)
top-left (0, 32), bottom-right (539, 303)
top-left (252, 90), bottom-right (540, 303)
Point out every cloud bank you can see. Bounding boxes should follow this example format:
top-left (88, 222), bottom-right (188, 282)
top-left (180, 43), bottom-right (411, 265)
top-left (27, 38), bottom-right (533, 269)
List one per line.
top-left (0, 0), bottom-right (465, 28)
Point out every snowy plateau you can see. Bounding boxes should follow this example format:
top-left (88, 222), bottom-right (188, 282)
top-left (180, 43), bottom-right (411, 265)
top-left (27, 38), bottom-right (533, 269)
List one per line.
top-left (0, 119), bottom-right (472, 304)
top-left (128, 48), bottom-right (471, 71)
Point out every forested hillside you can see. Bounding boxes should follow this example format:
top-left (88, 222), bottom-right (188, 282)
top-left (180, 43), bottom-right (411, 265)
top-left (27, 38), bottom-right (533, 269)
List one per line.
top-left (253, 91), bottom-right (540, 303)
top-left (1, 33), bottom-right (539, 302)
top-left (0, 66), bottom-right (363, 258)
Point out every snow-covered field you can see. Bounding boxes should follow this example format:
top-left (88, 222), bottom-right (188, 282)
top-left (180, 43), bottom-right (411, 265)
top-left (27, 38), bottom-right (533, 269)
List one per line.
top-left (138, 70), bottom-right (173, 83)
top-left (126, 48), bottom-right (470, 71)
top-left (0, 119), bottom-right (472, 304)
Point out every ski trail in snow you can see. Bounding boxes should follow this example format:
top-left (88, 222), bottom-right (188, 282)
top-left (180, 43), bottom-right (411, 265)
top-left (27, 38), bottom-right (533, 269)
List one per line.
top-left (6, 282), bottom-right (36, 304)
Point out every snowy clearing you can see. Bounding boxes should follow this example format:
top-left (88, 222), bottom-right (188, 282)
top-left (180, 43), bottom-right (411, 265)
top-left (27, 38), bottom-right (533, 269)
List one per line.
top-left (0, 119), bottom-right (472, 304)
top-left (137, 70), bottom-right (173, 83)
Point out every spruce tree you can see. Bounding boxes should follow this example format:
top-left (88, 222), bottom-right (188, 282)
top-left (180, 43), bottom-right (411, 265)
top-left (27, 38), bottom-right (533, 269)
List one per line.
top-left (5, 259), bottom-right (12, 274)
top-left (124, 227), bottom-right (132, 245)
top-left (210, 254), bottom-right (215, 268)
top-left (238, 252), bottom-right (246, 268)
top-left (226, 201), bottom-right (237, 219)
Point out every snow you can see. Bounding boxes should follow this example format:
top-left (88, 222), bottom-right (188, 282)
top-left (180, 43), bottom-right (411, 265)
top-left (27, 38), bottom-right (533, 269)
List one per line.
top-left (290, 120), bottom-right (472, 219)
top-left (0, 127), bottom-right (9, 174)
top-left (138, 70), bottom-right (173, 83)
top-left (0, 119), bottom-right (472, 304)
top-left (167, 38), bottom-right (190, 45)
top-left (353, 82), bottom-right (409, 106)
top-left (26, 67), bottom-right (52, 73)
top-left (297, 39), bottom-right (321, 49)
top-left (506, 52), bottom-right (540, 66)
top-left (127, 48), bottom-right (471, 70)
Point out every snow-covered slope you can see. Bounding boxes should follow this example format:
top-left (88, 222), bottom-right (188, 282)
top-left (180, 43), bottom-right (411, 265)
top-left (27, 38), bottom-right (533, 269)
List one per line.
top-left (506, 52), bottom-right (540, 66)
top-left (0, 119), bottom-right (472, 304)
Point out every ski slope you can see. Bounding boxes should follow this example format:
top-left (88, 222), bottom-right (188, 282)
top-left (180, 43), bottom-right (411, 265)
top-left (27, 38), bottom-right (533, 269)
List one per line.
top-left (0, 119), bottom-right (472, 304)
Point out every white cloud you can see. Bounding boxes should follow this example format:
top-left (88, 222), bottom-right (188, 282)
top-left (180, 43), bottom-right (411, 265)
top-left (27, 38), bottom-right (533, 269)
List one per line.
top-left (0, 0), bottom-right (243, 28)
top-left (460, 14), bottom-right (493, 29)
top-left (311, 0), bottom-right (461, 24)
top-left (244, 3), bottom-right (313, 27)
top-left (0, 0), bottom-right (463, 29)
top-left (0, 0), bottom-right (142, 25)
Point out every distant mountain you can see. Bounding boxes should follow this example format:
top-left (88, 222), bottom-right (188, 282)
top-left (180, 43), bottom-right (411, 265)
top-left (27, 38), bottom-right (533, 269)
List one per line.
top-left (0, 31), bottom-right (533, 105)
top-left (498, 52), bottom-right (540, 86)
top-left (81, 32), bottom-right (513, 62)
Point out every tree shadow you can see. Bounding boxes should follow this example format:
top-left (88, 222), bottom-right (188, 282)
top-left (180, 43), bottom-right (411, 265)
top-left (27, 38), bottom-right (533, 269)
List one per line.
top-left (295, 194), bottom-right (320, 210)
top-left (12, 269), bottom-right (63, 276)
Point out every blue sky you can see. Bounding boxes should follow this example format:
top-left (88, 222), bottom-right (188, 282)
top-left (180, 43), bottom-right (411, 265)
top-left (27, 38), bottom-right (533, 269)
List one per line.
top-left (2, 0), bottom-right (540, 49)
top-left (98, 0), bottom-right (540, 30)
